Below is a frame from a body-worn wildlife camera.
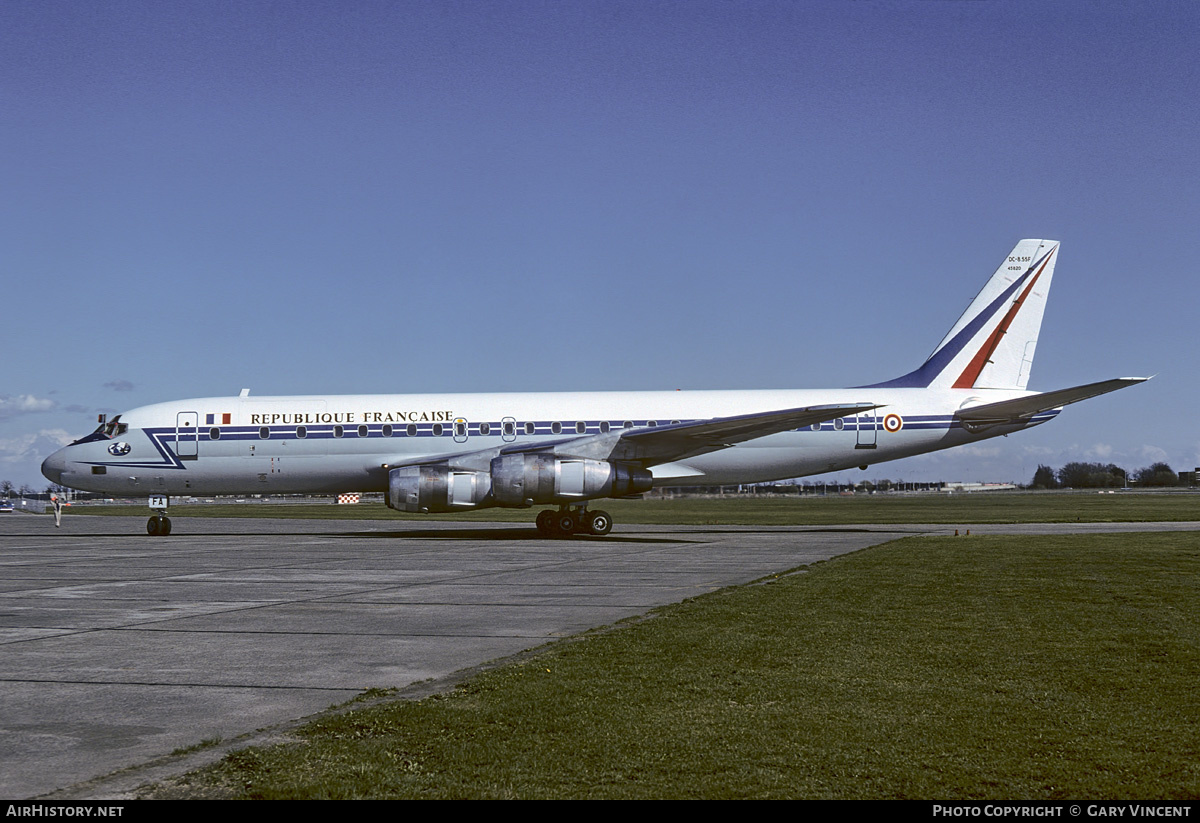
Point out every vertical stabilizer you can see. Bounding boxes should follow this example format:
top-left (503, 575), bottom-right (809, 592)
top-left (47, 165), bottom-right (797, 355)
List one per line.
top-left (865, 239), bottom-right (1059, 390)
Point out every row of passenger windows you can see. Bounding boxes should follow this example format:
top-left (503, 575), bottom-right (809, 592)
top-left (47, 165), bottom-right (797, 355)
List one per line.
top-left (208, 419), bottom-right (679, 441)
top-left (202, 419), bottom-right (859, 442)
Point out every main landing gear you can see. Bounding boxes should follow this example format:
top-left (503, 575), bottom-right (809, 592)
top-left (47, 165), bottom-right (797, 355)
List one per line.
top-left (146, 494), bottom-right (171, 536)
top-left (535, 505), bottom-right (613, 538)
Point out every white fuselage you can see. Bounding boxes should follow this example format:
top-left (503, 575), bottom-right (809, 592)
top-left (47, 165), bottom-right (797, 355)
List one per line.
top-left (43, 387), bottom-right (1054, 497)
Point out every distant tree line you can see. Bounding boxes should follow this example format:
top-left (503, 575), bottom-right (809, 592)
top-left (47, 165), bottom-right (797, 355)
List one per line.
top-left (1030, 462), bottom-right (1183, 489)
top-left (1, 480), bottom-right (67, 497)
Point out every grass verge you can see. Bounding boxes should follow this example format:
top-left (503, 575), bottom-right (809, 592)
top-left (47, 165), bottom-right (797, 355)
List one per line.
top-left (148, 531), bottom-right (1200, 799)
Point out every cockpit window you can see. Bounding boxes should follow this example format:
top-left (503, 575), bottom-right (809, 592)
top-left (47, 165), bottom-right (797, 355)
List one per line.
top-left (72, 414), bottom-right (124, 446)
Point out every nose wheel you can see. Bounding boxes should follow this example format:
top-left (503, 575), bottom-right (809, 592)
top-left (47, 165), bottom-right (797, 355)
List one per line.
top-left (535, 506), bottom-right (613, 537)
top-left (146, 494), bottom-right (172, 536)
top-left (147, 516), bottom-right (172, 536)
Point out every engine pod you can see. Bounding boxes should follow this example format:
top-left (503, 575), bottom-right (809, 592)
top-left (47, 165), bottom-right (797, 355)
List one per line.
top-left (387, 465), bottom-right (491, 513)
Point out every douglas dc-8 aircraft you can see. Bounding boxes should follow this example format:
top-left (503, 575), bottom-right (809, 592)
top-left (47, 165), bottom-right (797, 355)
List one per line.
top-left (43, 240), bottom-right (1145, 537)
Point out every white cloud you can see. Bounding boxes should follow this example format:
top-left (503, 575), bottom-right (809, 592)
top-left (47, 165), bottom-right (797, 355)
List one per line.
top-left (1137, 445), bottom-right (1170, 464)
top-left (1019, 445), bottom-right (1060, 458)
top-left (953, 445), bottom-right (1003, 458)
top-left (0, 394), bottom-right (56, 420)
top-left (0, 429), bottom-right (72, 488)
top-left (0, 429), bottom-right (73, 464)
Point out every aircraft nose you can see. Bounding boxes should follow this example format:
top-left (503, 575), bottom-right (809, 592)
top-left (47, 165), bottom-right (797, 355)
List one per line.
top-left (41, 449), bottom-right (66, 485)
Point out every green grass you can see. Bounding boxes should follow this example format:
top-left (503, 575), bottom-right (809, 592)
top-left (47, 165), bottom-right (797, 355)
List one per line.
top-left (75, 491), bottom-right (1200, 525)
top-left (152, 531), bottom-right (1200, 799)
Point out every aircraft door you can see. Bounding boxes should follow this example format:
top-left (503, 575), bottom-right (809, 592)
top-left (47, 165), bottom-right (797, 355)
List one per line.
top-left (855, 410), bottom-right (877, 450)
top-left (175, 412), bottom-right (199, 460)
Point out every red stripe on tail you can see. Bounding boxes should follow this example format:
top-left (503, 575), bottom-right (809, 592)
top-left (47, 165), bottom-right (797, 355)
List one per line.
top-left (952, 250), bottom-right (1055, 389)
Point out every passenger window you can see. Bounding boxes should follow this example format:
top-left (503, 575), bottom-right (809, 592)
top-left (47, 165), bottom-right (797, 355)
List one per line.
top-left (433, 423), bottom-right (443, 436)
top-left (503, 421), bottom-right (515, 436)
top-left (833, 418), bottom-right (844, 431)
top-left (209, 428), bottom-right (221, 440)
top-left (358, 425), bottom-right (368, 437)
top-left (576, 422), bottom-right (586, 434)
top-left (333, 425), bottom-right (344, 438)
top-left (623, 421), bottom-right (633, 429)
top-left (406, 424), bottom-right (417, 437)
top-left (259, 427), bottom-right (269, 439)
top-left (525, 422), bottom-right (535, 435)
top-left (296, 426), bottom-right (307, 438)
top-left (551, 422), bottom-right (562, 434)
top-left (480, 422), bottom-right (491, 436)
top-left (382, 424), bottom-right (392, 437)
top-left (600, 421), bottom-right (610, 433)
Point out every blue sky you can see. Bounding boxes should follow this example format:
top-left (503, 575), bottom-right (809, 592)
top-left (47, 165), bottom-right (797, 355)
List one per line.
top-left (2, 0), bottom-right (1197, 489)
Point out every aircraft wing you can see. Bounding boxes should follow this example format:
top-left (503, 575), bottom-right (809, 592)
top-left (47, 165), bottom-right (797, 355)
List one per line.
top-left (600, 402), bottom-right (879, 464)
top-left (955, 377), bottom-right (1149, 425)
top-left (382, 402), bottom-right (879, 472)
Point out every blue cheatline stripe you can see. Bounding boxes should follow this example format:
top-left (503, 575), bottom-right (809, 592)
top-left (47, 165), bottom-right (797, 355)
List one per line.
top-left (82, 409), bottom-right (1061, 470)
top-left (184, 419), bottom-right (691, 439)
top-left (166, 410), bottom-right (1065, 443)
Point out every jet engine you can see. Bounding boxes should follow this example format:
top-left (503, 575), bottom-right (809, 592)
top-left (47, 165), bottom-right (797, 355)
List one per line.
top-left (387, 465), bottom-right (491, 513)
top-left (386, 456), bottom-right (652, 513)
top-left (490, 454), bottom-right (652, 506)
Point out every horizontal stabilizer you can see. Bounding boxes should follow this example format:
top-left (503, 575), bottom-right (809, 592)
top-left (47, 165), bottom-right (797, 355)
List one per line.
top-left (955, 377), bottom-right (1149, 425)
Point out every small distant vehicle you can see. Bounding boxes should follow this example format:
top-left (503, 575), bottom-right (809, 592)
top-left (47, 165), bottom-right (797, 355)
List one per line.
top-left (0, 499), bottom-right (14, 513)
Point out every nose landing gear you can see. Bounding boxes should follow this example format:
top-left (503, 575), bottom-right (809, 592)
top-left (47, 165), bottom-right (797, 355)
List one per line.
top-left (146, 494), bottom-right (172, 537)
top-left (535, 505), bottom-right (613, 537)
top-left (147, 515), bottom-right (172, 536)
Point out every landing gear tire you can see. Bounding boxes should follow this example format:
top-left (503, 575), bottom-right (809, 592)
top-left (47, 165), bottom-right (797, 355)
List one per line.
top-left (587, 510), bottom-right (612, 536)
top-left (536, 507), bottom-right (615, 537)
top-left (555, 512), bottom-right (578, 536)
top-left (147, 516), bottom-right (171, 536)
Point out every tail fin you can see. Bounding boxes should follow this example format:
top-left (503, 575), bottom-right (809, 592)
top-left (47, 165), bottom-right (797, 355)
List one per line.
top-left (866, 239), bottom-right (1060, 390)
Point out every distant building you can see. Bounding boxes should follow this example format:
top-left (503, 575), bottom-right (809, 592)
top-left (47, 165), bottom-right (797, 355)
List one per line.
top-left (941, 482), bottom-right (1017, 493)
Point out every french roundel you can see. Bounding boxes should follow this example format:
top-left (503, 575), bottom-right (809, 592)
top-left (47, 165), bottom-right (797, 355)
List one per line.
top-left (883, 413), bottom-right (903, 433)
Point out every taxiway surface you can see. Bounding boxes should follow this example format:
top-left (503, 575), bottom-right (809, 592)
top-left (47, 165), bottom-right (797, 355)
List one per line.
top-left (3, 514), bottom-right (1197, 798)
